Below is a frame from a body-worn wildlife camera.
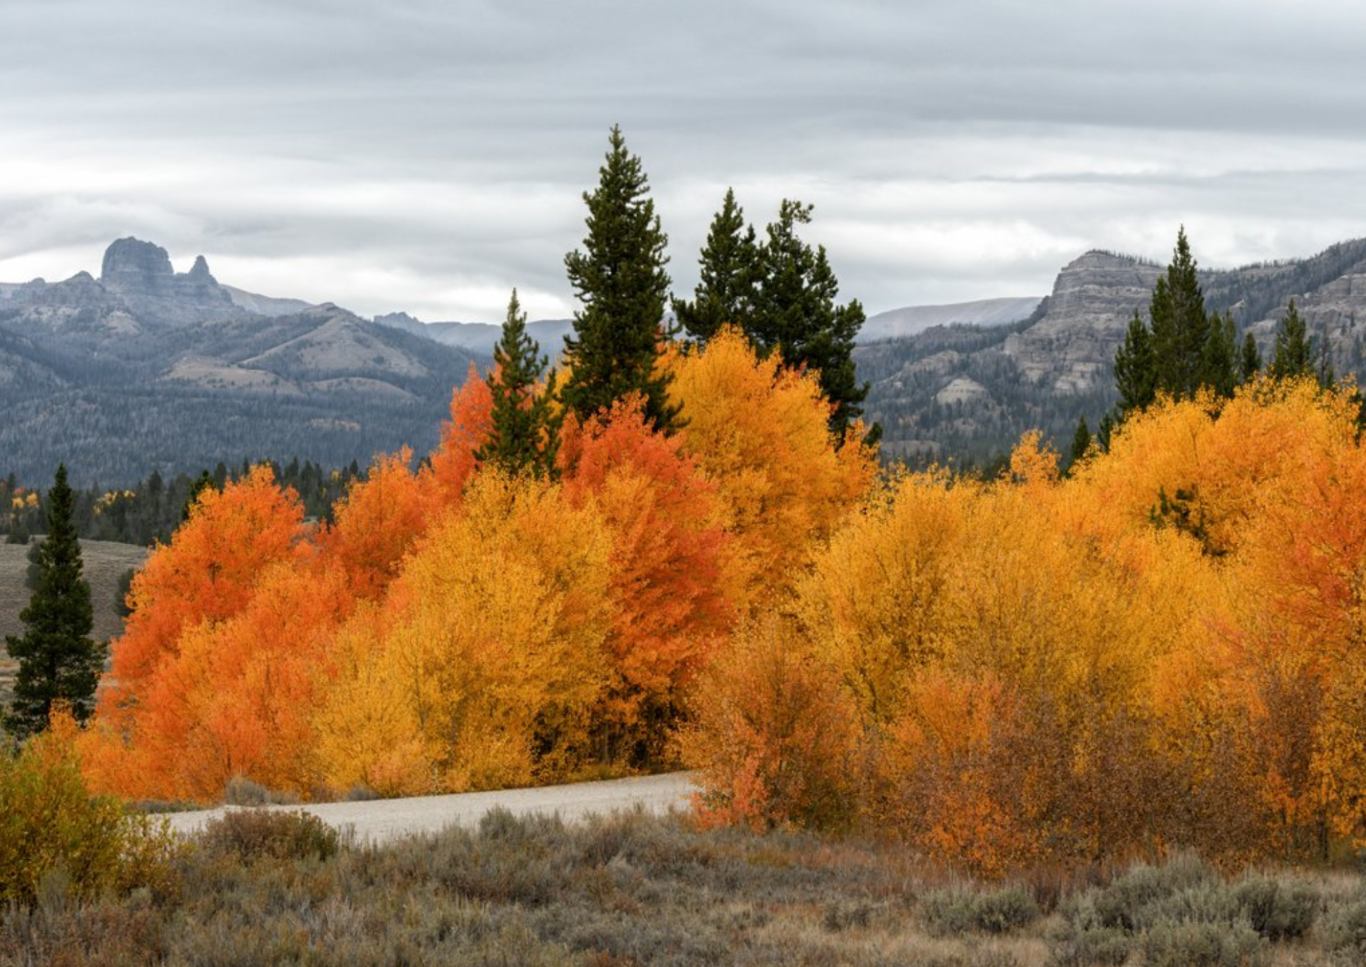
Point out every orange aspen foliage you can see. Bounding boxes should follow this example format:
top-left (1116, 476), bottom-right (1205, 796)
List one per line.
top-left (102, 465), bottom-right (305, 718)
top-left (83, 561), bottom-right (354, 801)
top-left (559, 398), bottom-right (734, 762)
top-left (321, 448), bottom-right (428, 601)
top-left (662, 327), bottom-right (876, 608)
top-left (683, 615), bottom-right (860, 832)
top-left (424, 366), bottom-right (493, 504)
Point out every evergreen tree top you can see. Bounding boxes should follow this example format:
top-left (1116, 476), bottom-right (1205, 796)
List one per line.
top-left (561, 125), bottom-right (677, 432)
top-left (479, 288), bottom-right (560, 479)
top-left (1271, 298), bottom-right (1315, 380)
top-left (674, 187), bottom-right (759, 344)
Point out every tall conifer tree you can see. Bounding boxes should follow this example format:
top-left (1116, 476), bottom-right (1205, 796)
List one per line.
top-left (749, 199), bottom-right (873, 442)
top-left (4, 464), bottom-right (102, 737)
top-left (1240, 332), bottom-right (1262, 382)
top-left (562, 125), bottom-right (678, 431)
top-left (1270, 299), bottom-right (1315, 380)
top-left (673, 188), bottom-right (759, 344)
top-left (1148, 227), bottom-right (1210, 399)
top-left (1113, 310), bottom-right (1157, 415)
top-left (1069, 417), bottom-right (1092, 470)
top-left (477, 289), bottom-right (560, 478)
top-left (1201, 312), bottom-right (1239, 398)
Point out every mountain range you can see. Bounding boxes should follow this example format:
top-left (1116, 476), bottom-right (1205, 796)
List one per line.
top-left (0, 239), bottom-right (481, 485)
top-left (4, 235), bottom-right (1366, 484)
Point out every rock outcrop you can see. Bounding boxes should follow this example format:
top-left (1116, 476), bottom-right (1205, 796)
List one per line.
top-left (98, 237), bottom-right (239, 327)
top-left (1003, 252), bottom-right (1162, 393)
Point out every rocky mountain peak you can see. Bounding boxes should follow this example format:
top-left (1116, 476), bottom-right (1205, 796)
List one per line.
top-left (89, 237), bottom-right (239, 326)
top-left (187, 254), bottom-right (214, 282)
top-left (100, 237), bottom-right (174, 287)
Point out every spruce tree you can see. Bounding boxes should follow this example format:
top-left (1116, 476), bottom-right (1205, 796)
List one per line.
top-left (1069, 416), bottom-right (1092, 470)
top-left (1201, 312), bottom-right (1239, 398)
top-left (1148, 227), bottom-right (1210, 399)
top-left (183, 470), bottom-right (215, 521)
top-left (1113, 310), bottom-right (1157, 415)
top-left (672, 187), bottom-right (760, 344)
top-left (561, 125), bottom-right (678, 431)
top-left (4, 464), bottom-right (102, 738)
top-left (749, 199), bottom-right (874, 442)
top-left (1240, 332), bottom-right (1262, 382)
top-left (1270, 299), bottom-right (1314, 380)
top-left (1097, 412), bottom-right (1115, 452)
top-left (476, 289), bottom-right (560, 478)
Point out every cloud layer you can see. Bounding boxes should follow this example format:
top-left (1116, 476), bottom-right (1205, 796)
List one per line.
top-left (3, 0), bottom-right (1365, 320)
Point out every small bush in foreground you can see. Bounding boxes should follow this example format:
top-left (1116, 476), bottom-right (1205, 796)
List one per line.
top-left (221, 775), bottom-right (298, 806)
top-left (1319, 893), bottom-right (1366, 958)
top-left (922, 884), bottom-right (1040, 936)
top-left (1141, 920), bottom-right (1267, 967)
top-left (198, 809), bottom-right (339, 863)
top-left (0, 718), bottom-right (177, 904)
top-left (1230, 873), bottom-right (1320, 940)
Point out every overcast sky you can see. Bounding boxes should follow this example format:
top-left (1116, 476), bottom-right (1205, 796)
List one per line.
top-left (3, 0), bottom-right (1366, 321)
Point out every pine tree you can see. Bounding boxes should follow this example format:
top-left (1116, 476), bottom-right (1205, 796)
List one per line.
top-left (1240, 332), bottom-right (1262, 382)
top-left (561, 125), bottom-right (678, 432)
top-left (1270, 299), bottom-right (1315, 380)
top-left (1148, 226), bottom-right (1210, 399)
top-left (1113, 310), bottom-right (1157, 415)
top-left (1068, 416), bottom-right (1092, 470)
top-left (673, 188), bottom-right (760, 345)
top-left (1097, 412), bottom-right (1115, 452)
top-left (476, 289), bottom-right (561, 478)
top-left (1200, 311), bottom-right (1239, 398)
top-left (4, 464), bottom-right (102, 737)
top-left (183, 470), bottom-right (215, 521)
top-left (749, 199), bottom-right (873, 442)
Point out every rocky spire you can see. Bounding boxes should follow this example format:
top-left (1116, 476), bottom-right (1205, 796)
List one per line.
top-left (187, 254), bottom-right (214, 282)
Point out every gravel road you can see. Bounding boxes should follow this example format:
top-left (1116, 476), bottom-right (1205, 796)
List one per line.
top-left (164, 772), bottom-right (698, 844)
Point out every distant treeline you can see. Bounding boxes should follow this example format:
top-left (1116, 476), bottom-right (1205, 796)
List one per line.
top-left (1, 458), bottom-right (363, 547)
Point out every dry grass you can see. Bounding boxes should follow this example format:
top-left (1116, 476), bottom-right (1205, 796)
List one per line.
top-left (2, 809), bottom-right (1363, 966)
top-left (0, 539), bottom-right (146, 708)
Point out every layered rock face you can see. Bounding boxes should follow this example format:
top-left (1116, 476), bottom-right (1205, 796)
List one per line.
top-left (1003, 252), bottom-right (1162, 393)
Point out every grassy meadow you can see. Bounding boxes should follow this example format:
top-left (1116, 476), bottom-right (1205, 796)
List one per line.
top-left (4, 808), bottom-right (1366, 966)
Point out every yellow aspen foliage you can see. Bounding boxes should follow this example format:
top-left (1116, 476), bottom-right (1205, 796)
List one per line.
top-left (1075, 378), bottom-right (1357, 556)
top-left (661, 327), bottom-right (876, 608)
top-left (313, 473), bottom-right (614, 794)
top-left (308, 604), bottom-right (430, 797)
top-left (792, 471), bottom-right (970, 724)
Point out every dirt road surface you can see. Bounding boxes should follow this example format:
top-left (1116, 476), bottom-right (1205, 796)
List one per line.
top-left (164, 772), bottom-right (698, 844)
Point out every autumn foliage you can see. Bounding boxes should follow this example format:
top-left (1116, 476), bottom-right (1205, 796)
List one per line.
top-left (70, 329), bottom-right (1366, 876)
top-left (690, 377), bottom-right (1366, 874)
top-left (77, 329), bottom-right (871, 802)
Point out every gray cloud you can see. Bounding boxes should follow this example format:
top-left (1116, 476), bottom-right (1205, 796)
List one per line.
top-left (2, 0), bottom-right (1366, 320)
